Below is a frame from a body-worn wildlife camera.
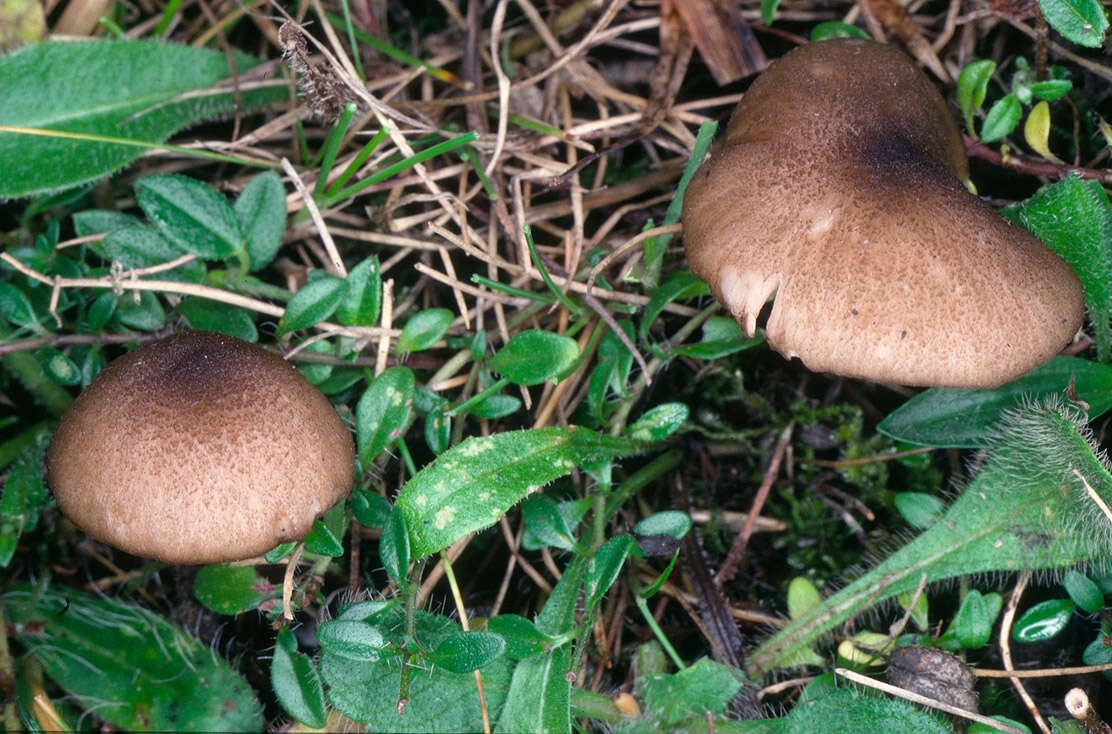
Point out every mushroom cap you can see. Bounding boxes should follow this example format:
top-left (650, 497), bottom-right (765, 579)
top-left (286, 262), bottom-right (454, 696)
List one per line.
top-left (47, 330), bottom-right (355, 564)
top-left (682, 39), bottom-right (1083, 388)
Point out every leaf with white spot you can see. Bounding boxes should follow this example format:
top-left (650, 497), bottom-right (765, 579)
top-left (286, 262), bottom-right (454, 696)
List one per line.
top-left (356, 366), bottom-right (415, 466)
top-left (395, 427), bottom-right (649, 558)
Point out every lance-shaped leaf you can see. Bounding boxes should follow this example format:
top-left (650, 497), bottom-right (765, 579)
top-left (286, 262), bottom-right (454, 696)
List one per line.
top-left (394, 427), bottom-right (647, 559)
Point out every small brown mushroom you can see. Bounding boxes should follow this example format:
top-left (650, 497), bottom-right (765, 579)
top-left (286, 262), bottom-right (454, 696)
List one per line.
top-left (682, 38), bottom-right (1083, 388)
top-left (47, 330), bottom-right (355, 564)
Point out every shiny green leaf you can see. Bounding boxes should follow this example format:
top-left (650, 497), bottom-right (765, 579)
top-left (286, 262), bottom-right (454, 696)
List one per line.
top-left (1013, 598), bottom-right (1075, 643)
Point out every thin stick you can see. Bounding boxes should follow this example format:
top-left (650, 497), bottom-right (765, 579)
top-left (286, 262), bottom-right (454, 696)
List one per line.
top-left (835, 668), bottom-right (1028, 734)
top-left (281, 157), bottom-right (347, 277)
top-left (1000, 571), bottom-right (1051, 734)
top-left (1074, 468), bottom-right (1112, 526)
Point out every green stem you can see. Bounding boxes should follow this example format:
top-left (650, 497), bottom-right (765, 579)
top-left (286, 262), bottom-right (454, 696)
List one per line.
top-left (634, 594), bottom-right (686, 671)
top-left (1, 348), bottom-right (72, 417)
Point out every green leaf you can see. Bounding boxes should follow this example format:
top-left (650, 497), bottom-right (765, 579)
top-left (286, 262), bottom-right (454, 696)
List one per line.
top-left (351, 489), bottom-right (392, 528)
top-left (810, 21), bottom-right (870, 40)
top-left (0, 447), bottom-right (48, 567)
top-left (787, 687), bottom-right (949, 734)
top-left (397, 307), bottom-right (454, 353)
top-left (469, 393), bottom-right (521, 419)
top-left (395, 428), bottom-right (647, 559)
top-left (322, 609), bottom-right (513, 731)
top-left (1013, 598), bottom-right (1076, 642)
top-left (134, 174), bottom-right (243, 260)
top-left (38, 346), bottom-right (80, 385)
top-left (633, 510), bottom-right (692, 539)
top-left (497, 645), bottom-right (574, 734)
top-left (0, 40), bottom-right (288, 198)
top-left (760, 0), bottom-right (781, 26)
top-left (957, 59), bottom-right (996, 134)
top-left (425, 407), bottom-right (451, 454)
top-left (303, 502), bottom-right (345, 557)
top-left (235, 171), bottom-right (286, 270)
top-left (642, 658), bottom-right (740, 727)
top-left (0, 282), bottom-right (40, 330)
top-left (938, 590), bottom-right (1001, 650)
top-left (750, 398), bottom-right (1112, 674)
top-left (115, 289), bottom-right (166, 330)
top-left (1004, 176), bottom-right (1112, 362)
top-left (1038, 0), bottom-right (1108, 46)
top-left (194, 563), bottom-right (275, 615)
top-left (671, 316), bottom-right (764, 359)
top-left (1062, 571), bottom-right (1104, 614)
top-left (894, 492), bottom-right (946, 529)
top-left (787, 577), bottom-right (823, 620)
top-left (877, 356), bottom-right (1112, 447)
top-left (639, 271), bottom-right (710, 348)
top-left (1030, 79), bottom-right (1073, 101)
top-left (355, 366), bottom-right (415, 466)
top-left (72, 209), bottom-right (143, 237)
top-left (586, 534), bottom-right (633, 608)
top-left (278, 274), bottom-right (347, 334)
top-left (317, 619), bottom-right (391, 662)
top-left (337, 256), bottom-right (381, 327)
top-left (380, 506), bottom-right (410, 587)
top-left (627, 402), bottom-right (688, 441)
top-left (487, 615), bottom-right (561, 659)
top-left (272, 627), bottom-right (327, 729)
top-left (178, 298), bottom-right (258, 342)
top-left (488, 330), bottom-right (579, 385)
top-left (5, 584), bottom-right (263, 731)
top-left (85, 291), bottom-right (117, 330)
top-left (102, 224), bottom-right (202, 280)
top-left (981, 93), bottom-right (1022, 142)
top-left (522, 495), bottom-right (579, 552)
top-left (426, 631), bottom-right (506, 673)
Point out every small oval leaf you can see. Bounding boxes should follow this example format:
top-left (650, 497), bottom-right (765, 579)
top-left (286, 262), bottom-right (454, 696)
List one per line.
top-left (355, 366), bottom-right (415, 466)
top-left (317, 620), bottom-right (390, 662)
top-left (1013, 598), bottom-right (1075, 643)
top-left (426, 631), bottom-right (506, 673)
top-left (397, 308), bottom-right (453, 353)
top-left (278, 275), bottom-right (347, 334)
top-left (489, 330), bottom-right (579, 386)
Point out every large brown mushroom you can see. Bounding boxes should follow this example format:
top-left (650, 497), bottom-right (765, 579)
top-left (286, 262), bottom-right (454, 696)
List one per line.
top-left (47, 330), bottom-right (355, 564)
top-left (682, 38), bottom-right (1083, 388)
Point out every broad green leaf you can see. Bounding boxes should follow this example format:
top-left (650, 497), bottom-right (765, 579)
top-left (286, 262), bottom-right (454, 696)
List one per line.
top-left (1063, 571), bottom-right (1104, 614)
top-left (395, 428), bottom-right (647, 558)
top-left (355, 366), bottom-right (415, 466)
top-left (1013, 599), bottom-right (1075, 642)
top-left (810, 21), bottom-right (870, 40)
top-left (5, 584), bottom-right (262, 731)
top-left (642, 658), bottom-right (740, 727)
top-left (894, 492), bottom-right (946, 529)
top-left (750, 398), bottom-right (1112, 673)
top-left (1038, 0), bottom-right (1108, 46)
top-left (194, 563), bottom-right (275, 615)
top-left (0, 282), bottom-right (39, 330)
top-left (937, 590), bottom-right (1001, 650)
top-left (134, 174), bottom-right (243, 260)
top-left (521, 497), bottom-right (592, 552)
top-left (957, 59), bottom-right (996, 135)
top-left (787, 687), bottom-right (949, 734)
top-left (102, 224), bottom-right (204, 280)
top-left (522, 495), bottom-right (579, 552)
top-left (0, 40), bottom-right (288, 198)
top-left (1004, 176), bottom-right (1112, 362)
top-left (322, 609), bottom-right (513, 731)
top-left (633, 510), bottom-right (691, 539)
top-left (178, 298), bottom-right (258, 342)
top-left (1024, 101), bottom-right (1063, 163)
top-left (627, 402), bottom-right (688, 441)
top-left (114, 289), bottom-right (166, 330)
top-left (878, 356), bottom-right (1112, 447)
top-left (38, 346), bottom-right (80, 385)
top-left (380, 506), bottom-right (410, 587)
top-left (235, 171), bottom-right (286, 270)
top-left (787, 577), bottom-right (823, 620)
top-left (303, 503), bottom-right (345, 557)
top-left (73, 209), bottom-right (143, 237)
top-left (350, 489), bottom-right (392, 528)
top-left (487, 614), bottom-right (560, 659)
top-left (278, 274), bottom-right (347, 334)
top-left (272, 627), bottom-right (327, 729)
top-left (981, 93), bottom-right (1021, 142)
top-left (397, 308), bottom-right (453, 354)
top-left (337, 256), bottom-right (381, 327)
top-left (426, 631), bottom-right (506, 673)
top-left (0, 447), bottom-right (48, 567)
top-left (469, 392), bottom-right (521, 419)
top-left (488, 330), bottom-right (579, 385)
top-left (497, 645), bottom-right (574, 734)
top-left (317, 619), bottom-right (391, 662)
